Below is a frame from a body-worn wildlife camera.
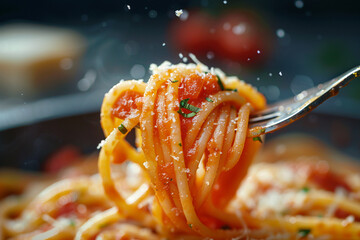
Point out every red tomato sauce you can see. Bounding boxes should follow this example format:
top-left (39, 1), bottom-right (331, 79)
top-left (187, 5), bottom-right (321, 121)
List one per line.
top-left (112, 90), bottom-right (143, 119)
top-left (308, 168), bottom-right (352, 192)
top-left (289, 161), bottom-right (352, 193)
top-left (111, 73), bottom-right (221, 141)
top-left (334, 208), bottom-right (360, 220)
top-left (199, 214), bottom-right (226, 229)
top-left (111, 73), bottom-right (220, 122)
top-left (54, 202), bottom-right (79, 218)
top-left (54, 201), bottom-right (106, 219)
top-left (178, 73), bottom-right (221, 138)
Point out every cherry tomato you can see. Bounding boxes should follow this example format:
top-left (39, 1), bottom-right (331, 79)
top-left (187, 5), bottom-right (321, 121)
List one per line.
top-left (44, 146), bottom-right (81, 173)
top-left (168, 11), bottom-right (213, 55)
top-left (214, 10), bottom-right (272, 64)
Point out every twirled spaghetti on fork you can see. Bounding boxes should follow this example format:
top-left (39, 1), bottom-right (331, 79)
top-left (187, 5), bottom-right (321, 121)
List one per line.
top-left (99, 59), bottom-right (265, 238)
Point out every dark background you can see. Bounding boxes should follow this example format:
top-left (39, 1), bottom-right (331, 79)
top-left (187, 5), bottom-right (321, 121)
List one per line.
top-left (1, 0), bottom-right (359, 100)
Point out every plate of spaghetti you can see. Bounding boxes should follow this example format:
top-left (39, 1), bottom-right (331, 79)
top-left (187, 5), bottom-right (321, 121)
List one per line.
top-left (1, 58), bottom-right (360, 240)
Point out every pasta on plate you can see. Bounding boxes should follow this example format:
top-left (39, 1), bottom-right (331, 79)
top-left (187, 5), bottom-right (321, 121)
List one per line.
top-left (1, 59), bottom-right (360, 240)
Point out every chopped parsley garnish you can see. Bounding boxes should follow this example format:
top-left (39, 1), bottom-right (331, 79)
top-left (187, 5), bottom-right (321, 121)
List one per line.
top-left (180, 98), bottom-right (201, 113)
top-left (178, 143), bottom-right (182, 146)
top-left (253, 129), bottom-right (265, 143)
top-left (301, 186), bottom-right (310, 193)
top-left (178, 98), bottom-right (201, 118)
top-left (170, 178), bottom-right (173, 181)
top-left (225, 88), bottom-right (238, 92)
top-left (188, 223), bottom-right (193, 228)
top-left (171, 80), bottom-right (179, 83)
top-left (298, 229), bottom-right (311, 238)
top-left (205, 97), bottom-right (213, 102)
top-left (118, 124), bottom-right (128, 134)
top-left (216, 75), bottom-right (225, 90)
top-left (177, 110), bottom-right (197, 118)
top-left (253, 136), bottom-right (263, 143)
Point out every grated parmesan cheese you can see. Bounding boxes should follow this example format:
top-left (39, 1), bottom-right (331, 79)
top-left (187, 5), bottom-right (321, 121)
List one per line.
top-left (175, 9), bottom-right (183, 17)
top-left (97, 139), bottom-right (106, 149)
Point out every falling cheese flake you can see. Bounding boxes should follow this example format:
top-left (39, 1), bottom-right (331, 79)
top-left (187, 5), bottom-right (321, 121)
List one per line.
top-left (97, 140), bottom-right (106, 149)
top-left (223, 0), bottom-right (228, 4)
top-left (162, 42), bottom-right (166, 46)
top-left (175, 10), bottom-right (183, 17)
top-left (257, 50), bottom-right (261, 54)
top-left (127, 5), bottom-right (131, 10)
top-left (279, 71), bottom-right (283, 76)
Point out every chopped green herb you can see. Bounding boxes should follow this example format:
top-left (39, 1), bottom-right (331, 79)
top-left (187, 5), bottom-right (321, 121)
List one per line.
top-left (188, 224), bottom-right (193, 228)
top-left (179, 99), bottom-right (201, 113)
top-left (177, 109), bottom-right (197, 118)
top-left (253, 136), bottom-right (263, 143)
top-left (301, 186), bottom-right (310, 193)
top-left (186, 104), bottom-right (201, 113)
top-left (216, 75), bottom-right (225, 90)
top-left (171, 80), bottom-right (179, 83)
top-left (205, 97), bottom-right (213, 102)
top-left (298, 229), bottom-right (311, 238)
top-left (221, 225), bottom-right (231, 230)
top-left (178, 143), bottom-right (182, 147)
top-left (178, 99), bottom-right (201, 118)
top-left (225, 88), bottom-right (238, 92)
top-left (69, 219), bottom-right (76, 227)
top-left (179, 98), bottom-right (187, 107)
top-left (170, 178), bottom-right (173, 181)
top-left (118, 124), bottom-right (128, 134)
top-left (317, 214), bottom-right (323, 218)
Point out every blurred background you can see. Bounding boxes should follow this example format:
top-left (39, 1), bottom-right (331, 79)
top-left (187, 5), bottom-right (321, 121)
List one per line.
top-left (0, 0), bottom-right (359, 171)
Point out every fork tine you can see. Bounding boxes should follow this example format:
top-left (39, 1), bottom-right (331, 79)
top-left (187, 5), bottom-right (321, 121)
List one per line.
top-left (250, 105), bottom-right (279, 117)
top-left (247, 65), bottom-right (360, 138)
top-left (249, 112), bottom-right (281, 123)
top-left (250, 95), bottom-right (298, 117)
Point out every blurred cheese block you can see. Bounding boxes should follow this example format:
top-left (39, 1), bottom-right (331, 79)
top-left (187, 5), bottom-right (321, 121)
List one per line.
top-left (0, 23), bottom-right (85, 95)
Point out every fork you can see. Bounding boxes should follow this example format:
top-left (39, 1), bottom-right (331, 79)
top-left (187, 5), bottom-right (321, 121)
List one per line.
top-left (248, 66), bottom-right (360, 137)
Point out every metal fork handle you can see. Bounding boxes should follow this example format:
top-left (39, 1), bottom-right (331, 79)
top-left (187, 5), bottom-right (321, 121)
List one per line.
top-left (248, 66), bottom-right (360, 137)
